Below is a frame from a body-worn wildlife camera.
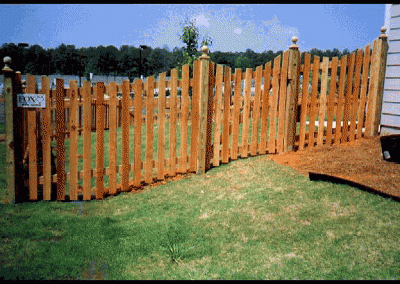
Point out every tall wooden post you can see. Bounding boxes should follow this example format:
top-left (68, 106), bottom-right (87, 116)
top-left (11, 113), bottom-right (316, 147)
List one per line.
top-left (2, 57), bottom-right (23, 204)
top-left (365, 27), bottom-right (388, 137)
top-left (285, 37), bottom-right (301, 152)
top-left (197, 46), bottom-right (210, 174)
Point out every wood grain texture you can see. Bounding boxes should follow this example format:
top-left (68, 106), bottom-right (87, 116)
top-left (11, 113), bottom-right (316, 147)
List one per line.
top-left (82, 82), bottom-right (92, 200)
top-left (334, 55), bottom-right (348, 145)
top-left (231, 69), bottom-right (242, 160)
top-left (69, 80), bottom-right (78, 200)
top-left (181, 65), bottom-right (190, 172)
top-left (251, 65), bottom-right (262, 156)
top-left (222, 66), bottom-right (231, 163)
top-left (41, 76), bottom-right (52, 200)
top-left (277, 50), bottom-right (289, 153)
top-left (95, 82), bottom-right (105, 200)
top-left (157, 73), bottom-right (166, 180)
top-left (27, 75), bottom-right (38, 200)
top-left (133, 79), bottom-right (143, 186)
top-left (308, 56), bottom-right (320, 148)
top-left (325, 57), bottom-right (339, 145)
top-left (259, 62), bottom-right (271, 155)
top-left (55, 78), bottom-right (66, 200)
top-left (121, 80), bottom-right (130, 191)
top-left (108, 82), bottom-right (118, 195)
top-left (241, 68), bottom-right (252, 158)
top-left (298, 53), bottom-right (311, 150)
top-left (268, 56), bottom-right (281, 154)
top-left (213, 64), bottom-right (223, 166)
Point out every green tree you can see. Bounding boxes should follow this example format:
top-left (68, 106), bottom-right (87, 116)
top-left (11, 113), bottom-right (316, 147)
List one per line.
top-left (342, 48), bottom-right (350, 56)
top-left (24, 44), bottom-right (46, 74)
top-left (210, 51), bottom-right (234, 68)
top-left (177, 18), bottom-right (213, 74)
top-left (51, 44), bottom-right (68, 74)
top-left (235, 53), bottom-right (251, 71)
top-left (149, 47), bottom-right (172, 76)
top-left (117, 45), bottom-right (139, 80)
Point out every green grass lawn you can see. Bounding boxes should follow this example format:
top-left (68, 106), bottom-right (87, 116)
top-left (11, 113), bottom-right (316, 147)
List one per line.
top-left (0, 114), bottom-right (397, 280)
top-left (0, 154), bottom-right (399, 280)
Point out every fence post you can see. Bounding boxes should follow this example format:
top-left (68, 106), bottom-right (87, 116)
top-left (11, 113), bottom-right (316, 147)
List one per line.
top-left (285, 37), bottom-right (301, 152)
top-left (2, 57), bottom-right (23, 204)
top-left (365, 27), bottom-right (388, 137)
top-left (197, 46), bottom-right (210, 174)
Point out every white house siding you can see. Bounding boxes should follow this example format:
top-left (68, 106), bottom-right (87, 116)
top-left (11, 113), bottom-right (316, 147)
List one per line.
top-left (381, 4), bottom-right (400, 134)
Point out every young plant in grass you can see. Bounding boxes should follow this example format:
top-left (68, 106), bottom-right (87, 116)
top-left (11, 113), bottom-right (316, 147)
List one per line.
top-left (159, 218), bottom-right (190, 264)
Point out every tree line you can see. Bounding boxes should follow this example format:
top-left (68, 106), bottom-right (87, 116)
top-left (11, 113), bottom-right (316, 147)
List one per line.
top-left (0, 42), bottom-right (352, 81)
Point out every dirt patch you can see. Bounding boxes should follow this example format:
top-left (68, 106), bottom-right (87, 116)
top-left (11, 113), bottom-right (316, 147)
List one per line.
top-left (267, 136), bottom-right (400, 199)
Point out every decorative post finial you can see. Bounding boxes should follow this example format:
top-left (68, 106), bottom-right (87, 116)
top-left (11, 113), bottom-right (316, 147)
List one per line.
top-left (380, 26), bottom-right (388, 39)
top-left (199, 45), bottom-right (209, 60)
top-left (290, 36), bottom-right (298, 50)
top-left (2, 56), bottom-right (13, 73)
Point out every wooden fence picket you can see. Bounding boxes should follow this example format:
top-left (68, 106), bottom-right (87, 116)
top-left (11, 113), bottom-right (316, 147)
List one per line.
top-left (356, 44), bottom-right (371, 140)
top-left (259, 62), bottom-right (271, 155)
top-left (222, 66), bottom-right (231, 163)
top-left (317, 57), bottom-right (329, 147)
top-left (231, 69), bottom-right (242, 160)
top-left (96, 82), bottom-right (105, 200)
top-left (168, 70), bottom-right (177, 177)
top-left (121, 80), bottom-right (130, 191)
top-left (213, 64), bottom-right (223, 166)
top-left (268, 56), bottom-right (281, 154)
top-left (82, 81), bottom-right (92, 200)
top-left (308, 55), bottom-right (320, 148)
top-left (69, 80), bottom-right (78, 200)
top-left (334, 55), bottom-right (348, 145)
top-left (298, 53), bottom-right (311, 150)
top-left (55, 78), bottom-right (66, 200)
top-left (108, 82), bottom-right (118, 195)
top-left (325, 57), bottom-right (339, 146)
top-left (277, 51), bottom-right (289, 153)
top-left (26, 74), bottom-right (38, 200)
top-left (251, 65), bottom-right (262, 156)
top-left (157, 73), bottom-right (166, 180)
top-left (133, 79), bottom-right (143, 187)
top-left (349, 49), bottom-right (364, 142)
top-left (205, 61), bottom-right (215, 171)
top-left (145, 76), bottom-right (155, 183)
top-left (180, 64), bottom-right (190, 172)
top-left (341, 52), bottom-right (356, 143)
top-left (241, 68), bottom-right (252, 158)
top-left (41, 76), bottom-right (52, 200)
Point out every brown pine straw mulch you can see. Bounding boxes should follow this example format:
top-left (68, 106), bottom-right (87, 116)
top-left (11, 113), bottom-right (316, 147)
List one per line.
top-left (267, 135), bottom-right (400, 201)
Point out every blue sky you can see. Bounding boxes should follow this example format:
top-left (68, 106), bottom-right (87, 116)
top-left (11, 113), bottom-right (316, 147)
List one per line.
top-left (0, 4), bottom-right (386, 53)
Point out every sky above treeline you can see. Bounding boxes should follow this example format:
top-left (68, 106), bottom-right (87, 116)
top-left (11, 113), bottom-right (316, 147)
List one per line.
top-left (0, 4), bottom-right (386, 53)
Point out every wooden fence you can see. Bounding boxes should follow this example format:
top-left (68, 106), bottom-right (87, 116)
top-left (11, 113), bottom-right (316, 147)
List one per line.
top-left (2, 29), bottom-right (388, 203)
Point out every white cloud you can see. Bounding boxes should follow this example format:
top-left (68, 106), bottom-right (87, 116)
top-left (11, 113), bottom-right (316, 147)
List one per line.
top-left (234, 28), bottom-right (242, 34)
top-left (132, 5), bottom-right (300, 53)
top-left (194, 14), bottom-right (210, 28)
top-left (262, 15), bottom-right (280, 27)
